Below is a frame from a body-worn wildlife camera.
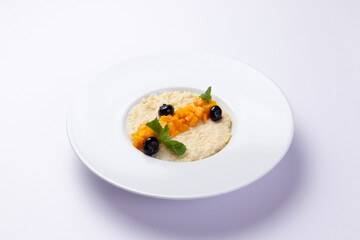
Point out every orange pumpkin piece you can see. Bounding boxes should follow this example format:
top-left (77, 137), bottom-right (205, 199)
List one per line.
top-left (179, 123), bottom-right (189, 132)
top-left (188, 116), bottom-right (199, 126)
top-left (174, 108), bottom-right (186, 118)
top-left (185, 112), bottom-right (194, 121)
top-left (184, 104), bottom-right (195, 112)
top-left (202, 105), bottom-right (210, 114)
top-left (193, 97), bottom-right (206, 107)
top-left (173, 116), bottom-right (180, 124)
top-left (171, 130), bottom-right (180, 137)
top-left (194, 106), bottom-right (204, 119)
top-left (159, 115), bottom-right (171, 127)
top-left (168, 121), bottom-right (176, 133)
top-left (159, 115), bottom-right (171, 122)
top-left (131, 135), bottom-right (143, 146)
top-left (203, 100), bottom-right (216, 109)
top-left (202, 112), bottom-right (208, 122)
top-left (166, 117), bottom-right (177, 132)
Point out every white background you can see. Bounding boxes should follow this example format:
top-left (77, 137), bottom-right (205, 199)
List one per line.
top-left (1, 0), bottom-right (360, 239)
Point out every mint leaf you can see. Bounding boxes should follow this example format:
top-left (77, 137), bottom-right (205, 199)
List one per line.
top-left (162, 139), bottom-right (187, 156)
top-left (159, 125), bottom-right (171, 141)
top-left (145, 119), bottom-right (187, 156)
top-left (200, 86), bottom-right (212, 102)
top-left (146, 118), bottom-right (163, 137)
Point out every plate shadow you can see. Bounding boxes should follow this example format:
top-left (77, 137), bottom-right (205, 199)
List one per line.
top-left (75, 132), bottom-right (304, 239)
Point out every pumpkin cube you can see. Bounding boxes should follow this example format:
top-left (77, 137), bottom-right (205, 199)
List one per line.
top-left (188, 116), bottom-right (199, 126)
top-left (194, 107), bottom-right (204, 118)
top-left (179, 123), bottom-right (189, 132)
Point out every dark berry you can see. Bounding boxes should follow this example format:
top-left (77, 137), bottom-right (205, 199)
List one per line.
top-left (142, 137), bottom-right (159, 156)
top-left (158, 104), bottom-right (174, 117)
top-left (210, 105), bottom-right (222, 121)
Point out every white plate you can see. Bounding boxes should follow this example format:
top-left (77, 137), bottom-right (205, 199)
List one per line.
top-left (67, 52), bottom-right (294, 199)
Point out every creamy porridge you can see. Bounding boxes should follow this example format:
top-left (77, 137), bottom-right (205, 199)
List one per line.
top-left (126, 91), bottom-right (232, 162)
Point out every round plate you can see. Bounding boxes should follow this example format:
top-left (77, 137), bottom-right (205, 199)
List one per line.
top-left (67, 52), bottom-right (294, 199)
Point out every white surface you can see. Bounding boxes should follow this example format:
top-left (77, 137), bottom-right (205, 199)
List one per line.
top-left (1, 0), bottom-right (359, 239)
top-left (67, 52), bottom-right (294, 199)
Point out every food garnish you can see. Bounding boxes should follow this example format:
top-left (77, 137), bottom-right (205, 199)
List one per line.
top-left (142, 137), bottom-right (159, 156)
top-left (200, 86), bottom-right (212, 102)
top-left (145, 118), bottom-right (186, 156)
top-left (158, 104), bottom-right (174, 117)
top-left (210, 105), bottom-right (222, 121)
top-left (130, 87), bottom-right (224, 156)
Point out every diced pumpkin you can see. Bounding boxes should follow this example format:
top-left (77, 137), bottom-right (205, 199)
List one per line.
top-left (168, 121), bottom-right (176, 133)
top-left (179, 123), bottom-right (189, 132)
top-left (209, 100), bottom-right (217, 106)
top-left (174, 108), bottom-right (186, 118)
top-left (193, 97), bottom-right (206, 106)
top-left (171, 117), bottom-right (180, 129)
top-left (188, 116), bottom-right (199, 126)
top-left (159, 115), bottom-right (171, 123)
top-left (169, 129), bottom-right (180, 137)
top-left (131, 96), bottom-right (219, 149)
top-left (159, 115), bottom-right (171, 127)
top-left (184, 104), bottom-right (195, 112)
top-left (194, 106), bottom-right (204, 119)
top-left (185, 112), bottom-right (194, 122)
top-left (202, 112), bottom-right (208, 122)
top-left (132, 134), bottom-right (144, 149)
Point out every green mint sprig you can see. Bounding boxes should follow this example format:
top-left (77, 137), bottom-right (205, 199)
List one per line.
top-left (200, 86), bottom-right (212, 102)
top-left (146, 118), bottom-right (186, 156)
